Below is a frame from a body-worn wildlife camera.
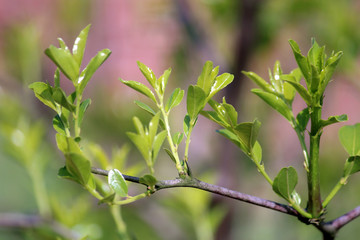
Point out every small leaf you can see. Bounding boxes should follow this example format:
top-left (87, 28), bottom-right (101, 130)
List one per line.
top-left (243, 71), bottom-right (274, 93)
top-left (148, 112), bottom-right (161, 146)
top-left (234, 120), bottom-right (261, 153)
top-left (164, 148), bottom-right (176, 163)
top-left (121, 79), bottom-right (157, 103)
top-left (165, 88), bottom-right (184, 112)
top-left (108, 169), bottom-right (128, 197)
top-left (52, 87), bottom-right (76, 112)
top-left (53, 114), bottom-right (67, 135)
top-left (72, 24), bottom-right (91, 67)
top-left (137, 61), bottom-right (157, 89)
top-left (45, 45), bottom-right (79, 82)
top-left (139, 174), bottom-right (157, 187)
top-left (208, 73), bottom-right (234, 99)
top-left (134, 100), bottom-right (156, 115)
top-left (308, 39), bottom-right (325, 72)
top-left (173, 132), bottom-right (184, 146)
top-left (65, 152), bottom-right (91, 185)
top-left (158, 68), bottom-right (171, 94)
top-left (152, 130), bottom-right (167, 162)
top-left (29, 82), bottom-right (57, 112)
top-left (216, 129), bottom-right (243, 150)
top-left (183, 115), bottom-right (191, 136)
top-left (310, 65), bottom-right (320, 94)
top-left (187, 85), bottom-right (206, 121)
top-left (289, 40), bottom-right (311, 86)
top-left (271, 61), bottom-right (283, 93)
top-left (282, 77), bottom-right (312, 106)
top-left (252, 141), bottom-right (262, 165)
top-left (282, 68), bottom-right (301, 103)
top-left (251, 89), bottom-right (293, 121)
top-left (78, 49), bottom-right (111, 94)
top-left (54, 68), bottom-right (60, 88)
top-left (339, 123), bottom-right (360, 156)
top-left (320, 114), bottom-right (348, 129)
top-left (272, 166), bottom-right (298, 201)
top-left (58, 166), bottom-right (81, 184)
top-left (318, 51), bottom-right (343, 96)
top-left (127, 132), bottom-right (150, 162)
top-left (78, 99), bottom-right (91, 128)
top-left (98, 193), bottom-right (116, 205)
top-left (197, 61), bottom-right (215, 95)
top-left (296, 108), bottom-right (310, 132)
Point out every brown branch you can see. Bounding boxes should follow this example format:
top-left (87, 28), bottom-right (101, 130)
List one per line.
top-left (91, 167), bottom-right (301, 218)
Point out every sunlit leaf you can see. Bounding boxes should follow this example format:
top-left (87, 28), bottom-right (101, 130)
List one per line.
top-left (296, 108), bottom-right (310, 132)
top-left (134, 100), bottom-right (156, 115)
top-left (251, 89), bottom-right (293, 121)
top-left (45, 45), bottom-right (79, 82)
top-left (127, 132), bottom-right (150, 162)
top-left (282, 77), bottom-right (312, 106)
top-left (252, 141), bottom-right (262, 165)
top-left (54, 68), bottom-right (60, 88)
top-left (243, 71), bottom-right (274, 93)
top-left (208, 73), bottom-right (234, 99)
top-left (78, 49), bottom-right (111, 94)
top-left (72, 24), bottom-right (91, 67)
top-left (158, 68), bottom-right (171, 94)
top-left (165, 88), bottom-right (184, 112)
top-left (77, 99), bottom-right (91, 128)
top-left (197, 61), bottom-right (215, 95)
top-left (29, 82), bottom-right (57, 112)
top-left (137, 61), bottom-right (157, 89)
top-left (108, 169), bottom-right (128, 197)
top-left (152, 130), bottom-right (167, 163)
top-left (139, 174), bottom-right (157, 187)
top-left (121, 79), bottom-right (156, 103)
top-left (187, 85), bottom-right (206, 121)
top-left (289, 40), bottom-right (311, 87)
top-left (320, 114), bottom-right (347, 129)
top-left (52, 87), bottom-right (76, 112)
top-left (65, 152), bottom-right (91, 185)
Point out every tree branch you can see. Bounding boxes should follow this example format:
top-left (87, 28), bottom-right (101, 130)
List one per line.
top-left (91, 167), bottom-right (301, 218)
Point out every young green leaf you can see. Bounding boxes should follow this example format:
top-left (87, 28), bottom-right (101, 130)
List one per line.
top-left (98, 193), bottom-right (116, 205)
top-left (183, 115), bottom-right (191, 137)
top-left (120, 79), bottom-right (157, 103)
top-left (197, 61), bottom-right (215, 95)
top-left (158, 68), bottom-right (171, 94)
top-left (29, 82), bottom-right (57, 112)
top-left (282, 77), bottom-right (312, 106)
top-left (282, 68), bottom-right (301, 104)
top-left (216, 129), bottom-right (243, 150)
top-left (208, 73), bottom-right (234, 99)
top-left (148, 112), bottom-right (161, 146)
top-left (339, 123), bottom-right (360, 156)
top-left (126, 132), bottom-right (150, 162)
top-left (187, 85), bottom-right (206, 121)
top-left (108, 169), bottom-right (128, 197)
top-left (164, 148), bottom-right (176, 163)
top-left (52, 87), bottom-right (76, 112)
top-left (134, 100), bottom-right (156, 115)
top-left (58, 166), bottom-right (80, 183)
top-left (78, 49), bottom-right (111, 94)
top-left (45, 45), bottom-right (79, 82)
top-left (137, 61), bottom-right (157, 89)
top-left (319, 114), bottom-right (348, 129)
top-left (53, 115), bottom-right (67, 135)
top-left (289, 40), bottom-right (311, 86)
top-left (243, 71), bottom-right (275, 93)
top-left (251, 141), bottom-right (262, 165)
top-left (272, 166), bottom-right (298, 201)
top-left (165, 88), bottom-right (184, 112)
top-left (251, 89), bottom-right (293, 121)
top-left (310, 65), bottom-right (320, 94)
top-left (270, 61), bottom-right (283, 93)
top-left (152, 130), bottom-right (167, 162)
top-left (308, 39), bottom-right (325, 72)
top-left (139, 174), bottom-right (157, 187)
top-left (234, 120), bottom-right (261, 153)
top-left (296, 108), bottom-right (310, 132)
top-left (318, 51), bottom-right (343, 96)
top-left (78, 99), bottom-right (91, 128)
top-left (54, 68), bottom-right (60, 88)
top-left (57, 38), bottom-right (69, 51)
top-left (172, 132), bottom-right (184, 146)
top-left (65, 152), bottom-right (91, 186)
top-left (72, 24), bottom-right (91, 67)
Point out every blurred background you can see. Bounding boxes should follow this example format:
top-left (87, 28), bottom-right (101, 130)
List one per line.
top-left (1, 0), bottom-right (360, 239)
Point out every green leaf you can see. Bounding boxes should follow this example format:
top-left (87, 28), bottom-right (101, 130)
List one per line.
top-left (139, 174), bottom-right (157, 187)
top-left (148, 112), bottom-right (161, 146)
top-left (52, 87), bottom-right (76, 112)
top-left (282, 68), bottom-right (301, 104)
top-left (252, 141), bottom-right (262, 165)
top-left (183, 115), bottom-right (191, 137)
top-left (72, 24), bottom-right (91, 67)
top-left (58, 166), bottom-right (81, 184)
top-left (251, 89), bottom-right (293, 121)
top-left (137, 61), bottom-right (157, 89)
top-left (308, 39), bottom-right (325, 72)
top-left (158, 68), bottom-right (171, 94)
top-left (187, 85), bottom-right (206, 121)
top-left (243, 71), bottom-right (274, 93)
top-left (318, 51), bottom-right (343, 96)
top-left (55, 134), bottom-right (82, 154)
top-left (53, 114), bottom-right (67, 135)
top-left (152, 130), bottom-right (167, 162)
top-left (343, 156), bottom-right (360, 176)
top-left (165, 88), bottom-right (184, 112)
top-left (108, 169), bottom-right (128, 197)
top-left (234, 120), bottom-right (261, 153)
top-left (78, 49), bottom-right (111, 94)
top-left (272, 166), bottom-right (298, 201)
top-left (200, 110), bottom-right (227, 128)
top-left (270, 61), bottom-right (283, 93)
top-left (54, 68), bottom-right (60, 88)
top-left (339, 123), bottom-right (360, 156)
top-left (65, 152), bottom-right (91, 185)
top-left (172, 132), bottom-right (184, 146)
top-left (78, 99), bottom-right (91, 128)
top-left (310, 65), bottom-right (320, 94)
top-left (216, 129), bottom-right (242, 149)
top-left (121, 79), bottom-right (157, 103)
top-left (29, 82), bottom-right (57, 112)
top-left (296, 108), bottom-right (310, 132)
top-left (127, 132), bottom-right (150, 162)
top-left (208, 73), bottom-right (234, 99)
top-left (98, 193), bottom-right (116, 205)
top-left (289, 40), bottom-right (311, 86)
top-left (57, 38), bottom-right (69, 51)
top-left (282, 77), bottom-right (312, 106)
top-left (45, 45), bottom-right (79, 82)
top-left (197, 61), bottom-right (215, 95)
top-left (164, 148), bottom-right (176, 163)
top-left (134, 100), bottom-right (156, 115)
top-left (319, 114), bottom-right (348, 129)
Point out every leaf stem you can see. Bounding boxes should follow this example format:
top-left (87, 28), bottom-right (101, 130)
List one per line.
top-left (322, 177), bottom-right (347, 208)
top-left (109, 205), bottom-right (131, 240)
